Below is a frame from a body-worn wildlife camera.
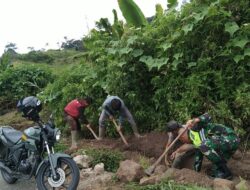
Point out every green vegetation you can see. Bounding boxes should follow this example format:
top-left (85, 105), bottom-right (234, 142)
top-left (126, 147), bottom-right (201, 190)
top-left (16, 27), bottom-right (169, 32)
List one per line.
top-left (38, 0), bottom-right (250, 137)
top-left (0, 64), bottom-right (54, 113)
top-left (53, 141), bottom-right (68, 152)
top-left (118, 0), bottom-right (147, 27)
top-left (0, 0), bottom-right (249, 138)
top-left (126, 181), bottom-right (211, 190)
top-left (84, 148), bottom-right (124, 172)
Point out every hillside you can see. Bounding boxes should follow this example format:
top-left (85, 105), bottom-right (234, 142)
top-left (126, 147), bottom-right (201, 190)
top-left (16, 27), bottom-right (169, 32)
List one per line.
top-left (0, 0), bottom-right (249, 189)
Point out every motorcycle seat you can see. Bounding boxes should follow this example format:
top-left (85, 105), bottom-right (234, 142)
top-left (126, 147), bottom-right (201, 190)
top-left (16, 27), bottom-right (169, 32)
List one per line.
top-left (2, 127), bottom-right (23, 145)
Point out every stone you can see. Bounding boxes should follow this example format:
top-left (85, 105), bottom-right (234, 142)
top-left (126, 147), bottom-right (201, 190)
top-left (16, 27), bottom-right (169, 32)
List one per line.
top-left (154, 165), bottom-right (167, 175)
top-left (116, 160), bottom-right (145, 182)
top-left (78, 171), bottom-right (115, 190)
top-left (73, 154), bottom-right (93, 169)
top-left (213, 178), bottom-right (235, 190)
top-left (94, 163), bottom-right (105, 175)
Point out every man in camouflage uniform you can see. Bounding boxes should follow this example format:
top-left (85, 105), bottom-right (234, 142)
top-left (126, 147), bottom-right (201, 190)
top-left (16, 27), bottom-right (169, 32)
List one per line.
top-left (166, 113), bottom-right (240, 179)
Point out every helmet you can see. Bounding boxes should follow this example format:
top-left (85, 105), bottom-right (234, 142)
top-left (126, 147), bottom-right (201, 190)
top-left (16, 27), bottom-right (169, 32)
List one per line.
top-left (166, 120), bottom-right (182, 132)
top-left (17, 96), bottom-right (42, 121)
top-left (111, 98), bottom-right (121, 111)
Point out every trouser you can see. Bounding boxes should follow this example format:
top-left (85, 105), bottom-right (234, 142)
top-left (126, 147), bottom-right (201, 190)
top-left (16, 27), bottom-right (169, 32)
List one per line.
top-left (98, 106), bottom-right (138, 138)
top-left (64, 113), bottom-right (81, 131)
top-left (196, 134), bottom-right (240, 175)
top-left (64, 113), bottom-right (81, 148)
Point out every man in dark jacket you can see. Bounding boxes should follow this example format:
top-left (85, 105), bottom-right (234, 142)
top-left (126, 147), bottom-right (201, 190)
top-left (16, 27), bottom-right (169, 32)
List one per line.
top-left (64, 97), bottom-right (92, 150)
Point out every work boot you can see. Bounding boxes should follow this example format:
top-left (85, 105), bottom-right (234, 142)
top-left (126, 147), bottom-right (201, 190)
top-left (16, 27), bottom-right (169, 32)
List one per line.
top-left (99, 127), bottom-right (106, 140)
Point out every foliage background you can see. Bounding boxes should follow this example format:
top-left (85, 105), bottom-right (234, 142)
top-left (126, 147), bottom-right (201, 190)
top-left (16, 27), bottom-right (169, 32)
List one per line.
top-left (0, 0), bottom-right (249, 137)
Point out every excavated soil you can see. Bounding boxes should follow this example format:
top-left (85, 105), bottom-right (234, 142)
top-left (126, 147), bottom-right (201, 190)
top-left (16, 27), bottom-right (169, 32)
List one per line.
top-left (72, 131), bottom-right (250, 183)
top-left (77, 131), bottom-right (175, 158)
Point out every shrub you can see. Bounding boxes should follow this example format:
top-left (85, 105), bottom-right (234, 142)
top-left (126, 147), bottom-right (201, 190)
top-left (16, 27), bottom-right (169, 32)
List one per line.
top-left (85, 148), bottom-right (124, 172)
top-left (0, 64), bottom-right (54, 111)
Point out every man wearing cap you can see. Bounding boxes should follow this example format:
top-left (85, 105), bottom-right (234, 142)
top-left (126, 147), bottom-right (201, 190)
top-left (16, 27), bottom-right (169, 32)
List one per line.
top-left (166, 113), bottom-right (240, 179)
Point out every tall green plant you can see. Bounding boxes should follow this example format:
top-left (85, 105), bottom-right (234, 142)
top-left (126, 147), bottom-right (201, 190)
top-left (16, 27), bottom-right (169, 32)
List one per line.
top-left (117, 0), bottom-right (147, 27)
top-left (0, 53), bottom-right (11, 72)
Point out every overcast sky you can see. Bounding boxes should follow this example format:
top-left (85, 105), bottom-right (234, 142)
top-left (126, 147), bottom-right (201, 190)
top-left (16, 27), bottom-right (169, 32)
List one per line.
top-left (0, 0), bottom-right (176, 55)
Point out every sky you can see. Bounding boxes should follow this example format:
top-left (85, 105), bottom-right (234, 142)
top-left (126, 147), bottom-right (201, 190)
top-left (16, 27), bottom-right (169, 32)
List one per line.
top-left (0, 0), bottom-right (174, 56)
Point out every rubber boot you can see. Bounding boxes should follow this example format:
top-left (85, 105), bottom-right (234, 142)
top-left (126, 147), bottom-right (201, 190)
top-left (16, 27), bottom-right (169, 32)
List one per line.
top-left (99, 127), bottom-right (106, 140)
top-left (216, 162), bottom-right (233, 180)
top-left (211, 162), bottom-right (233, 180)
top-left (131, 125), bottom-right (141, 138)
top-left (70, 130), bottom-right (78, 150)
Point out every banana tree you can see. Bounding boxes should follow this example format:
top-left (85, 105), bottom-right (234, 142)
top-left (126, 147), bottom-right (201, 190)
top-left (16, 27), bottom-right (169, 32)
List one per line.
top-left (117, 0), bottom-right (147, 27)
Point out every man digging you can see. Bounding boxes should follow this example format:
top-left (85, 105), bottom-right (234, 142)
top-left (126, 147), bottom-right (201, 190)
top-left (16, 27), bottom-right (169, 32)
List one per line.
top-left (64, 97), bottom-right (93, 152)
top-left (165, 113), bottom-right (240, 180)
top-left (98, 95), bottom-right (142, 140)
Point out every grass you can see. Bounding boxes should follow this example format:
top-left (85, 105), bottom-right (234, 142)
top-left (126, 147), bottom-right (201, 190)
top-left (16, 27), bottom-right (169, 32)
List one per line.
top-left (125, 180), bottom-right (211, 190)
top-left (78, 148), bottom-right (124, 172)
top-left (138, 155), bottom-right (151, 169)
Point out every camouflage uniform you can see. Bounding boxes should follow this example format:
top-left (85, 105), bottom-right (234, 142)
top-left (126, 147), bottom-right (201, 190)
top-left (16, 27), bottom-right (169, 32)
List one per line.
top-left (188, 114), bottom-right (240, 178)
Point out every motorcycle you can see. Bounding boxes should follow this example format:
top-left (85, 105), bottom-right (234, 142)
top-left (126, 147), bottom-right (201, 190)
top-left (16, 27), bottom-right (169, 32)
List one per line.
top-left (0, 96), bottom-right (80, 189)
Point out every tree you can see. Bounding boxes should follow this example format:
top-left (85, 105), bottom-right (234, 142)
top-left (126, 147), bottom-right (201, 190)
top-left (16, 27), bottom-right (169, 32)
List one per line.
top-left (0, 53), bottom-right (11, 72)
top-left (5, 42), bottom-right (17, 51)
top-left (61, 39), bottom-right (84, 51)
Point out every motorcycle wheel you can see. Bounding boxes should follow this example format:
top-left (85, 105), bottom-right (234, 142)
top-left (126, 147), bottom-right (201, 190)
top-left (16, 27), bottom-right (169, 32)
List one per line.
top-left (1, 169), bottom-right (18, 184)
top-left (36, 157), bottom-right (79, 190)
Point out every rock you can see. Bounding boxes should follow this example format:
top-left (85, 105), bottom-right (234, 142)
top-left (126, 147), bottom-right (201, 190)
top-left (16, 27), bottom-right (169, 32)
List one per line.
top-left (116, 160), bottom-right (145, 182)
top-left (232, 150), bottom-right (243, 160)
top-left (213, 178), bottom-right (235, 190)
top-left (162, 168), bottom-right (176, 179)
top-left (73, 155), bottom-right (92, 169)
top-left (160, 168), bottom-right (213, 188)
top-left (154, 165), bottom-right (167, 175)
top-left (78, 171), bottom-right (115, 190)
top-left (94, 163), bottom-right (105, 175)
top-left (139, 176), bottom-right (159, 185)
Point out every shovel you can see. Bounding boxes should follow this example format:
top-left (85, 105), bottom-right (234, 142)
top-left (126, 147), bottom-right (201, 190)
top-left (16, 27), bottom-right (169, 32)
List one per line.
top-left (144, 125), bottom-right (188, 176)
top-left (112, 119), bottom-right (129, 146)
top-left (86, 124), bottom-right (100, 140)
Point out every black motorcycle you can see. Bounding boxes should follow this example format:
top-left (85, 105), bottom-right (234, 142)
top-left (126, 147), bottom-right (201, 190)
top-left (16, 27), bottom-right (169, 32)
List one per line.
top-left (0, 96), bottom-right (80, 189)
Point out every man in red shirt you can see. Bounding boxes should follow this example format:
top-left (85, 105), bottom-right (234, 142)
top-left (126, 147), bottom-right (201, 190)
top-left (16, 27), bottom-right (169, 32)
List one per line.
top-left (64, 97), bottom-right (92, 150)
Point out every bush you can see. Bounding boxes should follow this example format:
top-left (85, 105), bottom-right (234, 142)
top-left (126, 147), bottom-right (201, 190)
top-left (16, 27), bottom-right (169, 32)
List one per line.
top-left (18, 51), bottom-right (54, 64)
top-left (41, 0), bottom-right (250, 137)
top-left (0, 65), bottom-right (54, 111)
top-left (85, 148), bottom-right (124, 172)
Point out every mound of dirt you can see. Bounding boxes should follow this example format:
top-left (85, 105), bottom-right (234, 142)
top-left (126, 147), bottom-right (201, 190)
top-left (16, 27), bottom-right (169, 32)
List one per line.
top-left (70, 131), bottom-right (250, 183)
top-left (77, 131), bottom-right (174, 159)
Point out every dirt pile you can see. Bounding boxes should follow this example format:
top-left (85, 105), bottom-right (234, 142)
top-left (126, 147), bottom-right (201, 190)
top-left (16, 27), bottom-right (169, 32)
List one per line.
top-left (75, 131), bottom-right (250, 183)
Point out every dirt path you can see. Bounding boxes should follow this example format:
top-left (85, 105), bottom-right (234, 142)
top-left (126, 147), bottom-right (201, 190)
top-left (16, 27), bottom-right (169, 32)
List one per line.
top-left (0, 175), bottom-right (36, 190)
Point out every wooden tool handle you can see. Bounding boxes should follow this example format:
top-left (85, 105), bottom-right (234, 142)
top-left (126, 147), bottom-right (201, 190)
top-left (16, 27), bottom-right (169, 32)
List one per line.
top-left (112, 119), bottom-right (129, 146)
top-left (86, 125), bottom-right (99, 140)
top-left (151, 125), bottom-right (188, 168)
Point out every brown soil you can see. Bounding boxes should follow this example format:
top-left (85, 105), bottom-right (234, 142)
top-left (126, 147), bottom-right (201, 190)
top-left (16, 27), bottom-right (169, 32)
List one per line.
top-left (70, 131), bottom-right (250, 184)
top-left (76, 131), bottom-right (173, 158)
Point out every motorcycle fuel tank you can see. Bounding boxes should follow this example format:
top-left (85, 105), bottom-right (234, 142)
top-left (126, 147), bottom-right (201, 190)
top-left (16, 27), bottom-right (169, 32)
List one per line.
top-left (24, 127), bottom-right (41, 141)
